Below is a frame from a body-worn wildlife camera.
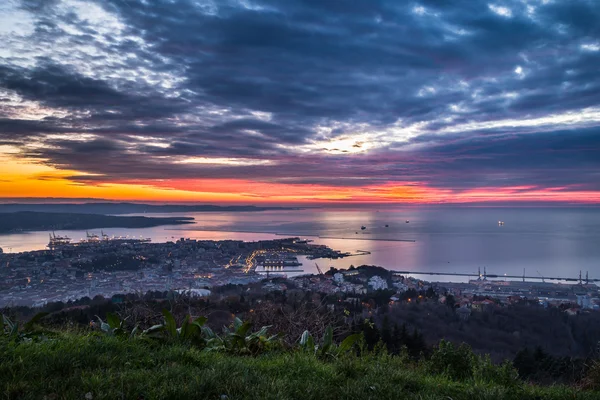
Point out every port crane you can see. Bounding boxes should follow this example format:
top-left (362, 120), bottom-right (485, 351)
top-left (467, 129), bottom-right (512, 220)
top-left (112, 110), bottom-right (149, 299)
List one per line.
top-left (315, 263), bottom-right (323, 275)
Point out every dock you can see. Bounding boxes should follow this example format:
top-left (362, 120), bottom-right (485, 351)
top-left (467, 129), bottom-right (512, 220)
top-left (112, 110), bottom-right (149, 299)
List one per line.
top-left (392, 269), bottom-right (599, 283)
top-left (318, 236), bottom-right (416, 242)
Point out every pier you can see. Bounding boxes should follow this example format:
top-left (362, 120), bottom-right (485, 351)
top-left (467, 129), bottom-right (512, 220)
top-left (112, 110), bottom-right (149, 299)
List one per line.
top-left (318, 236), bottom-right (416, 242)
top-left (392, 269), bottom-right (600, 283)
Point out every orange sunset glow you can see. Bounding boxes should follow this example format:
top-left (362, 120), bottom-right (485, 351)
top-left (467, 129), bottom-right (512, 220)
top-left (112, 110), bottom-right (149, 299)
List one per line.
top-left (2, 149), bottom-right (600, 204)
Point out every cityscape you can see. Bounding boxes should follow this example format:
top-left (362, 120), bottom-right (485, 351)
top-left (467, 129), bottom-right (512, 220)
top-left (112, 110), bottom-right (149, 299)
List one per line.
top-left (2, 233), bottom-right (598, 318)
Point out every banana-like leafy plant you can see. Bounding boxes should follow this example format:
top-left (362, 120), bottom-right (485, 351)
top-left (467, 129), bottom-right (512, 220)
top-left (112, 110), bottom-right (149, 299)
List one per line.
top-left (141, 311), bottom-right (281, 354)
top-left (1, 314), bottom-right (19, 338)
top-left (95, 313), bottom-right (138, 338)
top-left (1, 312), bottom-right (49, 342)
top-left (299, 326), bottom-right (362, 359)
top-left (141, 309), bottom-right (208, 346)
top-left (208, 317), bottom-right (281, 355)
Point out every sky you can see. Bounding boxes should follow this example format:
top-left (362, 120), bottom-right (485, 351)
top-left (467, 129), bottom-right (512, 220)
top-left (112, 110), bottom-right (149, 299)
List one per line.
top-left (0, 0), bottom-right (599, 205)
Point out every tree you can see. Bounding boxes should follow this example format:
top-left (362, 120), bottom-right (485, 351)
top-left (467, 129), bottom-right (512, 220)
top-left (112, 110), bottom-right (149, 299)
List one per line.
top-left (445, 294), bottom-right (456, 310)
top-left (381, 316), bottom-right (393, 352)
top-left (360, 317), bottom-right (380, 350)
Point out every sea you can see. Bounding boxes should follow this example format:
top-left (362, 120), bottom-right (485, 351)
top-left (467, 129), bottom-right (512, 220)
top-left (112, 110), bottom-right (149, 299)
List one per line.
top-left (1, 207), bottom-right (600, 282)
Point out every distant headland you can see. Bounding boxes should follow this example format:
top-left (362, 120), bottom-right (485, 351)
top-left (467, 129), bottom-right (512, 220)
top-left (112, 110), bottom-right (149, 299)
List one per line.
top-left (0, 202), bottom-right (300, 215)
top-left (0, 211), bottom-right (195, 234)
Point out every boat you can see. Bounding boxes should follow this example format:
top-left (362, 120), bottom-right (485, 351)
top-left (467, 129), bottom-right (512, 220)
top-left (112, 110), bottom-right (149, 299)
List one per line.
top-left (405, 220), bottom-right (410, 223)
top-left (361, 226), bottom-right (366, 230)
top-left (385, 224), bottom-right (389, 228)
top-left (498, 221), bottom-right (505, 226)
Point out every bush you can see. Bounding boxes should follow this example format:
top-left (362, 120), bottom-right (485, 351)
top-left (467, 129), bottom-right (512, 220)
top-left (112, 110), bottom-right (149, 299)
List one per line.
top-left (473, 355), bottom-right (520, 387)
top-left (428, 340), bottom-right (477, 381)
top-left (428, 340), bottom-right (520, 386)
top-left (582, 360), bottom-right (600, 390)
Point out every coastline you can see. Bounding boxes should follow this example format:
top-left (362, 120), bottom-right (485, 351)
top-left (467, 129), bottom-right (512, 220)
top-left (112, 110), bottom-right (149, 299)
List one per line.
top-left (0, 211), bottom-right (195, 234)
top-left (166, 228), bottom-right (417, 242)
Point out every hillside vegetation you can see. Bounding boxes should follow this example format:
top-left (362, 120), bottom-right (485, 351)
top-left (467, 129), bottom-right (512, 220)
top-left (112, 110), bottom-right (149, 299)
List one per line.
top-left (2, 311), bottom-right (600, 400)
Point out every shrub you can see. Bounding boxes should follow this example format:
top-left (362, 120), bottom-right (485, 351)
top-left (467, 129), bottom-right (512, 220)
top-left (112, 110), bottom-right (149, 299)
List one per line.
top-left (427, 339), bottom-right (477, 381)
top-left (473, 354), bottom-right (520, 387)
top-left (582, 360), bottom-right (600, 390)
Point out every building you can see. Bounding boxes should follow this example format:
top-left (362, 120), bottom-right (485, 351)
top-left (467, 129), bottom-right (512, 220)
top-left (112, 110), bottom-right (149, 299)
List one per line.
top-left (577, 295), bottom-right (591, 309)
top-left (333, 273), bottom-right (344, 283)
top-left (457, 306), bottom-right (471, 321)
top-left (175, 288), bottom-right (211, 297)
top-left (368, 276), bottom-right (388, 291)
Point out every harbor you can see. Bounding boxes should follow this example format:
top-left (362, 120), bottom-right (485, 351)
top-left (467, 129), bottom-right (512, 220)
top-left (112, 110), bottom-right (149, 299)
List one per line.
top-left (48, 231), bottom-right (152, 251)
top-left (394, 268), bottom-right (600, 284)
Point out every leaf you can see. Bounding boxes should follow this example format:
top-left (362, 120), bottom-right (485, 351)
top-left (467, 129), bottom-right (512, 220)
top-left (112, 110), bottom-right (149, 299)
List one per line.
top-left (267, 334), bottom-right (281, 343)
top-left (229, 333), bottom-right (245, 349)
top-left (100, 322), bottom-right (111, 334)
top-left (249, 325), bottom-right (269, 339)
top-left (300, 330), bottom-right (311, 346)
top-left (193, 316), bottom-right (207, 327)
top-left (179, 315), bottom-right (190, 339)
top-left (235, 321), bottom-right (252, 338)
top-left (4, 316), bottom-right (19, 338)
top-left (162, 309), bottom-right (177, 337)
top-left (143, 324), bottom-right (165, 337)
top-left (106, 313), bottom-right (121, 330)
top-left (233, 317), bottom-right (244, 331)
top-left (130, 325), bottom-right (139, 338)
top-left (322, 326), bottom-right (333, 350)
top-left (3, 315), bottom-right (15, 333)
top-left (306, 335), bottom-right (315, 353)
top-left (188, 323), bottom-right (201, 341)
top-left (23, 312), bottom-right (49, 332)
top-left (338, 333), bottom-right (362, 353)
top-left (201, 326), bottom-right (216, 339)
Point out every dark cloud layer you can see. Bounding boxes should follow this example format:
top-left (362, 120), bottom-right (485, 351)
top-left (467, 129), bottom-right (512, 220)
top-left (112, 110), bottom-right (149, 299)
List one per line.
top-left (1, 0), bottom-right (600, 197)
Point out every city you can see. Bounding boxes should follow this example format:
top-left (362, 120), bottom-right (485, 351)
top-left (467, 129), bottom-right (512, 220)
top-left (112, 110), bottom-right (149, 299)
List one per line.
top-left (2, 234), bottom-right (598, 318)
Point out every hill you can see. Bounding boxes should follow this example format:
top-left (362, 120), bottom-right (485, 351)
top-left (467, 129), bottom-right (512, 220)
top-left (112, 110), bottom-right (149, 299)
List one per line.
top-left (0, 202), bottom-right (299, 215)
top-left (0, 211), bottom-right (194, 233)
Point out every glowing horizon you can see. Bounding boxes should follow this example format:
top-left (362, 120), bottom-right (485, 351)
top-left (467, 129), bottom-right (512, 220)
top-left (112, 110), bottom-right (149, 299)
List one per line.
top-left (2, 151), bottom-right (599, 205)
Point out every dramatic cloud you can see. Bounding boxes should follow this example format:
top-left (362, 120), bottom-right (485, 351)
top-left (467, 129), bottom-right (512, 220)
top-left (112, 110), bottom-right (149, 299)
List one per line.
top-left (1, 0), bottom-right (599, 203)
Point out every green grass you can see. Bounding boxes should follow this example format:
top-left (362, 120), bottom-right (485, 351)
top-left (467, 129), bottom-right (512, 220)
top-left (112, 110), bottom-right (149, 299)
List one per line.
top-left (0, 334), bottom-right (596, 400)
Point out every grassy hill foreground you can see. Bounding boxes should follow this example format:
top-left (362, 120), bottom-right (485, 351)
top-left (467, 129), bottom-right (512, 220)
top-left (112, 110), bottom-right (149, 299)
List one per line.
top-left (2, 331), bottom-right (599, 400)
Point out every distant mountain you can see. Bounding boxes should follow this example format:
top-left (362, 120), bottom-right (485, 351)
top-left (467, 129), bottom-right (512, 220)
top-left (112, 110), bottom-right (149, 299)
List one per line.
top-left (0, 202), bottom-right (299, 215)
top-left (0, 212), bottom-right (194, 233)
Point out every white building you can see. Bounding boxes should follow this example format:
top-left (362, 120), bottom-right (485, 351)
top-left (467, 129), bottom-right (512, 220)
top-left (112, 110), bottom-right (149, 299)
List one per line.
top-left (577, 295), bottom-right (591, 309)
top-left (368, 276), bottom-right (388, 291)
top-left (333, 273), bottom-right (344, 283)
top-left (175, 288), bottom-right (211, 297)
